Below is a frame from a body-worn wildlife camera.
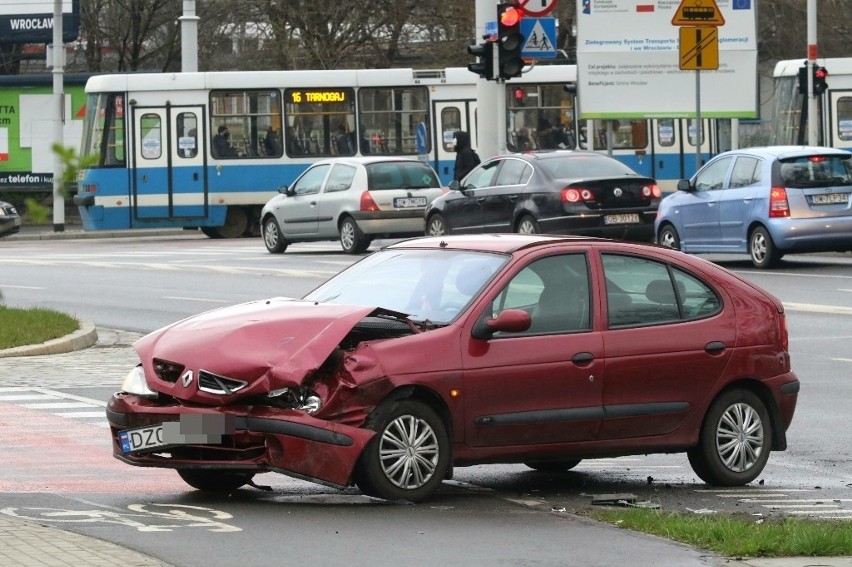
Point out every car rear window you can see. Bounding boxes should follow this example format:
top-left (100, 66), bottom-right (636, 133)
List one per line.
top-left (779, 155), bottom-right (852, 187)
top-left (539, 155), bottom-right (637, 179)
top-left (366, 162), bottom-right (441, 190)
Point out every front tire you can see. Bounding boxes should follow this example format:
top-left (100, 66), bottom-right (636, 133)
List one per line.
top-left (687, 389), bottom-right (772, 486)
top-left (354, 400), bottom-right (449, 502)
top-left (339, 216), bottom-right (369, 254)
top-left (749, 226), bottom-right (781, 269)
top-left (177, 469), bottom-right (255, 491)
top-left (426, 213), bottom-right (446, 236)
top-left (658, 223), bottom-right (681, 250)
top-left (262, 216), bottom-right (288, 253)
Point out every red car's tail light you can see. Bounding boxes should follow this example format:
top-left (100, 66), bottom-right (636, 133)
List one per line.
top-left (360, 191), bottom-right (380, 212)
top-left (779, 312), bottom-right (789, 353)
top-left (769, 187), bottom-right (790, 218)
top-left (562, 187), bottom-right (594, 203)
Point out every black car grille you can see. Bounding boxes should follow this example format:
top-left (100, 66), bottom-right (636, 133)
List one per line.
top-left (153, 358), bottom-right (185, 383)
top-left (198, 370), bottom-right (248, 395)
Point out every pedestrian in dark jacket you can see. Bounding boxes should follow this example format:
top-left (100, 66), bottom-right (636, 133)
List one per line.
top-left (453, 130), bottom-right (480, 181)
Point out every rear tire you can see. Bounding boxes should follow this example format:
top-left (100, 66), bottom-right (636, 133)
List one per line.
top-left (687, 389), bottom-right (772, 486)
top-left (516, 214), bottom-right (539, 234)
top-left (658, 224), bottom-right (681, 250)
top-left (339, 216), bottom-right (369, 254)
top-left (749, 226), bottom-right (781, 269)
top-left (262, 216), bottom-right (288, 253)
top-left (353, 400), bottom-right (449, 502)
top-left (177, 469), bottom-right (255, 491)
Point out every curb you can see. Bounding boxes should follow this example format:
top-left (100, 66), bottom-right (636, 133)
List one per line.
top-left (0, 319), bottom-right (98, 358)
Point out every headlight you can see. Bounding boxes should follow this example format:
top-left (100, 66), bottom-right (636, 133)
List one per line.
top-left (267, 387), bottom-right (322, 414)
top-left (121, 364), bottom-right (158, 399)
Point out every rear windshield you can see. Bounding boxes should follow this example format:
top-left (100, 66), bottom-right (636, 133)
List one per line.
top-left (780, 155), bottom-right (852, 187)
top-left (539, 155), bottom-right (638, 179)
top-left (366, 161), bottom-right (441, 190)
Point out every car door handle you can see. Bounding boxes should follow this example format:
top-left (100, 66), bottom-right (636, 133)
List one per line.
top-left (705, 341), bottom-right (726, 354)
top-left (572, 352), bottom-right (595, 365)
top-left (477, 198), bottom-right (486, 203)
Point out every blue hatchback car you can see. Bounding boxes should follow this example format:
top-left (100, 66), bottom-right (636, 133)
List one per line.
top-left (655, 146), bottom-right (852, 268)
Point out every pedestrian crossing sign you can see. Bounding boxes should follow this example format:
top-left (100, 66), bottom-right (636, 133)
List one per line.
top-left (520, 17), bottom-right (557, 59)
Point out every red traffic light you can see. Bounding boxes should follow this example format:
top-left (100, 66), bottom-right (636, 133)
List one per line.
top-left (500, 5), bottom-right (522, 27)
top-left (815, 67), bottom-right (828, 80)
top-left (513, 88), bottom-right (526, 101)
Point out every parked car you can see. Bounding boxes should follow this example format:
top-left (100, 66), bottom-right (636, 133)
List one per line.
top-left (655, 146), bottom-right (852, 268)
top-left (107, 234), bottom-right (798, 502)
top-left (261, 157), bottom-right (445, 254)
top-left (425, 150), bottom-right (661, 241)
top-left (0, 200), bottom-right (21, 237)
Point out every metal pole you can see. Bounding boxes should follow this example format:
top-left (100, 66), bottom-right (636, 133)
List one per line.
top-left (52, 0), bottom-right (65, 232)
top-left (695, 70), bottom-right (701, 170)
top-left (807, 0), bottom-right (818, 146)
top-left (179, 0), bottom-right (200, 72)
top-left (475, 0), bottom-right (499, 159)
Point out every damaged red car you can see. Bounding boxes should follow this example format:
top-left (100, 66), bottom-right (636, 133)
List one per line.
top-left (106, 234), bottom-right (799, 502)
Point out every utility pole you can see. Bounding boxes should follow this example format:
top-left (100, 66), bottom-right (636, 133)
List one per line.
top-left (179, 0), bottom-right (200, 72)
top-left (51, 0), bottom-right (65, 232)
top-left (475, 0), bottom-right (499, 159)
top-left (807, 0), bottom-right (818, 146)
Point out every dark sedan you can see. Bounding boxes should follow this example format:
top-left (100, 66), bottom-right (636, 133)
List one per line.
top-left (0, 200), bottom-right (21, 237)
top-left (425, 150), bottom-right (661, 241)
top-left (106, 235), bottom-right (797, 502)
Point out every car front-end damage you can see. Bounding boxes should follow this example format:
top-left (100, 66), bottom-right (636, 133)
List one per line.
top-left (106, 298), bottom-right (419, 488)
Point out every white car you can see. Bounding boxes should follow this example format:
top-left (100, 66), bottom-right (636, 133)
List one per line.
top-left (261, 157), bottom-right (446, 254)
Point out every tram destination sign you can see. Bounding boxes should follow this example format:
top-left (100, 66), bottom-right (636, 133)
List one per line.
top-left (0, 0), bottom-right (80, 44)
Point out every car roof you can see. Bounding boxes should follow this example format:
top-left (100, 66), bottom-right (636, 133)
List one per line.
top-left (313, 156), bottom-right (429, 167)
top-left (387, 234), bottom-right (621, 254)
top-left (718, 146), bottom-right (852, 160)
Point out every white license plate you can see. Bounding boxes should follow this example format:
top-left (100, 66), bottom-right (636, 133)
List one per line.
top-left (604, 213), bottom-right (640, 225)
top-left (811, 193), bottom-right (849, 205)
top-left (393, 197), bottom-right (427, 208)
top-left (120, 424), bottom-right (168, 453)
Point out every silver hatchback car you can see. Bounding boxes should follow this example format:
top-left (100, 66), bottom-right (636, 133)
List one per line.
top-left (655, 146), bottom-right (852, 268)
top-left (261, 157), bottom-right (445, 254)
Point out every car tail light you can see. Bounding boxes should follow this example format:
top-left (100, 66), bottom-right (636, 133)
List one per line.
top-left (562, 187), bottom-right (594, 203)
top-left (779, 313), bottom-right (789, 352)
top-left (769, 187), bottom-right (790, 218)
top-left (642, 184), bottom-right (662, 199)
top-left (360, 191), bottom-right (380, 212)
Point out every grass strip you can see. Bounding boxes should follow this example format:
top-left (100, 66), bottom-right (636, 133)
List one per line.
top-left (0, 305), bottom-right (79, 350)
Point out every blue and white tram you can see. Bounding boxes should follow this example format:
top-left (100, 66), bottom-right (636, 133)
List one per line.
top-left (73, 66), bottom-right (719, 237)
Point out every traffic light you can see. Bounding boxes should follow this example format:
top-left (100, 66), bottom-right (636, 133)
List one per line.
top-left (813, 65), bottom-right (829, 96)
top-left (497, 3), bottom-right (525, 79)
top-left (468, 40), bottom-right (495, 80)
top-left (797, 64), bottom-right (808, 95)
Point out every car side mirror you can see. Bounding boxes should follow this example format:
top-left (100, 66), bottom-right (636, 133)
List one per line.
top-left (282, 186), bottom-right (295, 196)
top-left (676, 179), bottom-right (693, 192)
top-left (471, 308), bottom-right (531, 340)
top-left (448, 180), bottom-right (460, 191)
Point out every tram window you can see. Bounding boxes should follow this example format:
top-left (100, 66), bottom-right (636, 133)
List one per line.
top-left (359, 86), bottom-right (428, 155)
top-left (836, 97), bottom-right (852, 141)
top-left (687, 119), bottom-right (704, 146)
top-left (441, 107), bottom-right (461, 152)
top-left (210, 90), bottom-right (282, 159)
top-left (282, 88), bottom-right (355, 158)
top-left (177, 112), bottom-right (198, 159)
top-left (657, 119), bottom-right (675, 147)
top-left (140, 114), bottom-right (162, 160)
top-left (83, 93), bottom-right (126, 167)
top-left (508, 84), bottom-right (575, 151)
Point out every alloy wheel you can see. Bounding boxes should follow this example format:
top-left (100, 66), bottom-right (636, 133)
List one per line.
top-left (715, 402), bottom-right (764, 473)
top-left (379, 414), bottom-right (440, 489)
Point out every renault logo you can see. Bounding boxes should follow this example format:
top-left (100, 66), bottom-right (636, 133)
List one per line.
top-left (613, 187), bottom-right (623, 197)
top-left (181, 370), bottom-right (194, 387)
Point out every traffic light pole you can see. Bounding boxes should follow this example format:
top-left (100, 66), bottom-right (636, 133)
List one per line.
top-left (807, 0), bottom-right (818, 146)
top-left (474, 0), bottom-right (499, 160)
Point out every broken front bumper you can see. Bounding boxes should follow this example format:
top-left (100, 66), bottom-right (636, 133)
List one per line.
top-left (106, 392), bottom-right (375, 488)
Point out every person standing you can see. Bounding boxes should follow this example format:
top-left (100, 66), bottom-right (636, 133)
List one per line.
top-left (453, 130), bottom-right (480, 181)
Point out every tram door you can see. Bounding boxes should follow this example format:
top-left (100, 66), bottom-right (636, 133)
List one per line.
top-left (433, 100), bottom-right (477, 185)
top-left (131, 105), bottom-right (207, 220)
top-left (828, 91), bottom-right (852, 150)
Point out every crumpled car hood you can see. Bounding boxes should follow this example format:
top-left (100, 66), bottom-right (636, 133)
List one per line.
top-left (134, 298), bottom-right (380, 400)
